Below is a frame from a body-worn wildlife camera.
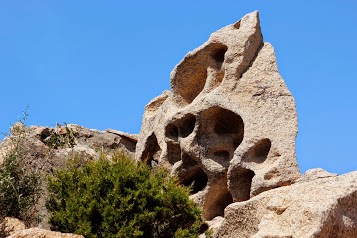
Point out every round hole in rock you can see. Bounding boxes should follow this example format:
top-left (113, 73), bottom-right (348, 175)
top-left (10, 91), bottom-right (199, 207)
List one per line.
top-left (213, 108), bottom-right (244, 135)
top-left (179, 114), bottom-right (196, 138)
top-left (171, 56), bottom-right (208, 104)
top-left (40, 128), bottom-right (52, 143)
top-left (199, 223), bottom-right (209, 234)
top-left (243, 138), bottom-right (271, 164)
top-left (165, 123), bottom-right (179, 140)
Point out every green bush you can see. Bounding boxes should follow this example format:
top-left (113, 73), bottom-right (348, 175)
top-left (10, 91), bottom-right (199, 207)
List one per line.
top-left (0, 152), bottom-right (40, 221)
top-left (0, 113), bottom-right (41, 231)
top-left (46, 152), bottom-right (204, 238)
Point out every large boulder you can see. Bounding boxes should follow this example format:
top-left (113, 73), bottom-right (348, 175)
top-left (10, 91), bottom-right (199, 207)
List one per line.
top-left (135, 11), bottom-right (300, 220)
top-left (216, 170), bottom-right (357, 238)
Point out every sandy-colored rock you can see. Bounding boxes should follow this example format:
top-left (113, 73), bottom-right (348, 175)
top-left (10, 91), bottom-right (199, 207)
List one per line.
top-left (216, 171), bottom-right (357, 238)
top-left (295, 168), bottom-right (337, 183)
top-left (1, 217), bottom-right (25, 236)
top-left (135, 11), bottom-right (300, 220)
top-left (0, 123), bottom-right (138, 168)
top-left (8, 228), bottom-right (83, 238)
top-left (0, 123), bottom-right (137, 229)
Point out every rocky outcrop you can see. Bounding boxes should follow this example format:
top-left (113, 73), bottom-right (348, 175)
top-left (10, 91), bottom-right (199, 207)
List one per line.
top-left (2, 10), bottom-right (357, 238)
top-left (0, 123), bottom-right (137, 170)
top-left (0, 123), bottom-right (137, 230)
top-left (8, 228), bottom-right (83, 238)
top-left (216, 170), bottom-right (357, 238)
top-left (135, 11), bottom-right (300, 220)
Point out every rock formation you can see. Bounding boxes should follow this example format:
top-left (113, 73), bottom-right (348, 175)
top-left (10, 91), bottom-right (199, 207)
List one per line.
top-left (216, 169), bottom-right (357, 238)
top-left (0, 123), bottom-right (137, 169)
top-left (0, 123), bottom-right (137, 232)
top-left (134, 11), bottom-right (357, 237)
top-left (2, 10), bottom-right (357, 238)
top-left (135, 11), bottom-right (300, 220)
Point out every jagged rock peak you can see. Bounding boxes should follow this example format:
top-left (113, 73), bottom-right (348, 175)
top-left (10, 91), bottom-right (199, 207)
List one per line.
top-left (135, 11), bottom-right (300, 221)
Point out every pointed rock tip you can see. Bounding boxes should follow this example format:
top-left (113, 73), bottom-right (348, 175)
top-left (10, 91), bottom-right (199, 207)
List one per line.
top-left (233, 11), bottom-right (260, 29)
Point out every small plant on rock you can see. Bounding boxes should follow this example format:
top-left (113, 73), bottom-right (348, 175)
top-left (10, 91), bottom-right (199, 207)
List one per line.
top-left (43, 122), bottom-right (76, 149)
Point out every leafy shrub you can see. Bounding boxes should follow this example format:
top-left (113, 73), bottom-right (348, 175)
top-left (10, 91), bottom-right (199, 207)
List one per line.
top-left (46, 152), bottom-right (204, 238)
top-left (0, 152), bottom-right (40, 222)
top-left (0, 112), bottom-right (41, 232)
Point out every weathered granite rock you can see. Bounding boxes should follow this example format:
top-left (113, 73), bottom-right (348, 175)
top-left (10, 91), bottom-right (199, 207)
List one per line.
top-left (8, 228), bottom-right (83, 238)
top-left (0, 123), bottom-right (138, 168)
top-left (215, 171), bottom-right (357, 238)
top-left (0, 123), bottom-right (137, 229)
top-left (135, 11), bottom-right (300, 220)
top-left (295, 168), bottom-right (338, 183)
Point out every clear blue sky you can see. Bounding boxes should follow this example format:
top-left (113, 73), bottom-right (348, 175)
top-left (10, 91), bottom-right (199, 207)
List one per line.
top-left (1, 1), bottom-right (356, 175)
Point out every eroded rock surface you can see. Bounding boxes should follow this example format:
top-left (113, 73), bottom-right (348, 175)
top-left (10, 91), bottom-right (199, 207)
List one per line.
top-left (216, 171), bottom-right (357, 238)
top-left (135, 11), bottom-right (300, 220)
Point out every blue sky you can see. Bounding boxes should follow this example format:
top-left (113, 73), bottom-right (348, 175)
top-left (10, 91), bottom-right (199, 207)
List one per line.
top-left (1, 1), bottom-right (356, 175)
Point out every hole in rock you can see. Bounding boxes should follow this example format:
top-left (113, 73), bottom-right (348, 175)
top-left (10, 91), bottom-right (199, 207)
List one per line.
top-left (233, 168), bottom-right (255, 202)
top-left (141, 133), bottom-right (161, 167)
top-left (210, 190), bottom-right (233, 219)
top-left (199, 107), bottom-right (244, 163)
top-left (213, 108), bottom-right (244, 135)
top-left (166, 142), bottom-right (181, 165)
top-left (182, 153), bottom-right (198, 167)
top-left (182, 166), bottom-right (208, 194)
top-left (214, 150), bottom-right (230, 161)
top-left (234, 20), bottom-right (241, 29)
top-left (199, 223), bottom-right (209, 234)
top-left (243, 138), bottom-right (271, 164)
top-left (172, 57), bottom-right (208, 104)
top-left (171, 43), bottom-right (228, 105)
top-left (40, 128), bottom-right (52, 143)
top-left (165, 123), bottom-right (179, 140)
top-left (203, 181), bottom-right (234, 220)
top-left (211, 45), bottom-right (228, 63)
top-left (179, 114), bottom-right (196, 138)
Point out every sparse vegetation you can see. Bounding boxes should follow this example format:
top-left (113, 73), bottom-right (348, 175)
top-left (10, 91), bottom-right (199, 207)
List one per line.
top-left (43, 122), bottom-right (76, 149)
top-left (46, 151), bottom-right (204, 238)
top-left (0, 110), bottom-right (42, 236)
